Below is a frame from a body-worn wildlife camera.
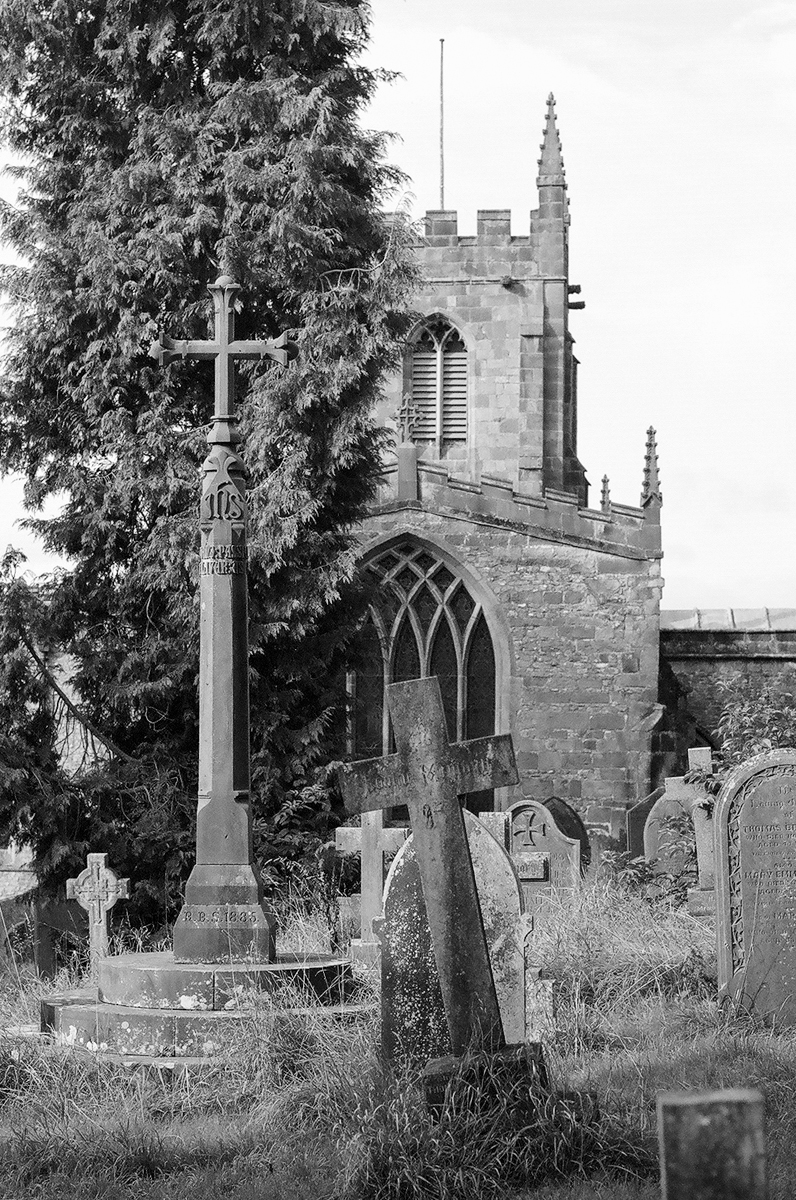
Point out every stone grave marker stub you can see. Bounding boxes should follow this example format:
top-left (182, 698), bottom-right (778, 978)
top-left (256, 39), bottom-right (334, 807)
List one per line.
top-left (657, 1088), bottom-right (767, 1200)
top-left (65, 853), bottom-right (129, 982)
top-left (380, 809), bottom-right (531, 1063)
top-left (715, 749), bottom-right (796, 1023)
top-left (337, 675), bottom-right (519, 1058)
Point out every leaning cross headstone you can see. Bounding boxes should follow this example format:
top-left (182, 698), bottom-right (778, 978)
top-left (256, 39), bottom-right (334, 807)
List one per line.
top-left (151, 274), bottom-right (296, 964)
top-left (65, 853), bottom-right (129, 983)
top-left (657, 1088), bottom-right (767, 1199)
top-left (715, 749), bottom-right (796, 1022)
top-left (335, 812), bottom-right (408, 964)
top-left (337, 676), bottom-right (518, 1058)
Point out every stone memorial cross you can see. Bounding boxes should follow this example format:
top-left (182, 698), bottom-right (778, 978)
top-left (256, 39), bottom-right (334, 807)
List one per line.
top-left (65, 852), bottom-right (129, 982)
top-left (337, 676), bottom-right (519, 1056)
top-left (335, 814), bottom-right (408, 954)
top-left (151, 275), bottom-right (296, 963)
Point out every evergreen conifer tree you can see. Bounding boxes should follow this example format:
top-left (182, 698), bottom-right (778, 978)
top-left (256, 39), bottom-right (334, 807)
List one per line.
top-left (0, 0), bottom-right (416, 924)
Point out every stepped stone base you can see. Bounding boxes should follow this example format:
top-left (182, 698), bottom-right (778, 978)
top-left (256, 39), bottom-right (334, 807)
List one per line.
top-left (41, 949), bottom-right (364, 1060)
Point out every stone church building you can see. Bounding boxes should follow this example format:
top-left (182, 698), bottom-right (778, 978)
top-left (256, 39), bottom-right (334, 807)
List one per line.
top-left (347, 95), bottom-right (796, 847)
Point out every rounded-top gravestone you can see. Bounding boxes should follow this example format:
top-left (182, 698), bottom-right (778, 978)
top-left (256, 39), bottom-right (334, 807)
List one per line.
top-left (715, 748), bottom-right (796, 1023)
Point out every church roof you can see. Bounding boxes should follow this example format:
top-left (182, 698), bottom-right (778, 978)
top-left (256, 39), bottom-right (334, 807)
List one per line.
top-left (661, 609), bottom-right (796, 631)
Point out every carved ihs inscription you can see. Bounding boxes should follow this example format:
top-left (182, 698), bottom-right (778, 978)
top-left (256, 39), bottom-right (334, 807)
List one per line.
top-left (202, 446), bottom-right (245, 526)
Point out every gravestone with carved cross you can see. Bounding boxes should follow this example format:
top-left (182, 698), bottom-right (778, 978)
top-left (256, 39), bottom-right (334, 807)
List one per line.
top-left (150, 274), bottom-right (296, 963)
top-left (483, 799), bottom-right (581, 935)
top-left (65, 853), bottom-right (129, 983)
top-left (337, 675), bottom-right (518, 1057)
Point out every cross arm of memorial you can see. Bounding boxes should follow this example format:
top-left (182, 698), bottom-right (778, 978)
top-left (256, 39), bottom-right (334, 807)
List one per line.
top-left (337, 719), bottom-right (517, 817)
top-left (150, 274), bottom-right (298, 427)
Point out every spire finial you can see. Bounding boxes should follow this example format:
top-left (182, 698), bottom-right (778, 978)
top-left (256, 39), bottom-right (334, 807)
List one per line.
top-left (600, 474), bottom-right (612, 516)
top-left (537, 93), bottom-right (566, 187)
top-left (641, 427), bottom-right (663, 508)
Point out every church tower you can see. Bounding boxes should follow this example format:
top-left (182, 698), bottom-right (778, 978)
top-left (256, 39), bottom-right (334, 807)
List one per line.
top-left (357, 97), bottom-right (663, 845)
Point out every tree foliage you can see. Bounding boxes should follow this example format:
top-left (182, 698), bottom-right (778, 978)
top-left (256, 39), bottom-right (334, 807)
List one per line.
top-left (0, 0), bottom-right (416, 923)
top-left (714, 678), bottom-right (796, 772)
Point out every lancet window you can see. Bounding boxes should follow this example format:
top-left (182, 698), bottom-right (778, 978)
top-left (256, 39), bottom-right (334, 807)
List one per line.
top-left (408, 316), bottom-right (468, 451)
top-left (351, 541), bottom-right (496, 812)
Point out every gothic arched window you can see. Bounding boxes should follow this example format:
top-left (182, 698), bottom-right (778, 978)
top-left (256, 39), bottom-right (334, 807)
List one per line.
top-left (409, 316), bottom-right (467, 452)
top-left (351, 541), bottom-right (496, 812)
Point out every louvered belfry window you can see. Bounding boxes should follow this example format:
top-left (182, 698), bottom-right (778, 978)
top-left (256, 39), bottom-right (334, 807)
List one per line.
top-left (351, 541), bottom-right (496, 812)
top-left (410, 316), bottom-right (468, 451)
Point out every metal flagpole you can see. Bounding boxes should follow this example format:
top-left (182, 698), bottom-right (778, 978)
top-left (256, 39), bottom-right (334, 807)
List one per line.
top-left (439, 38), bottom-right (445, 210)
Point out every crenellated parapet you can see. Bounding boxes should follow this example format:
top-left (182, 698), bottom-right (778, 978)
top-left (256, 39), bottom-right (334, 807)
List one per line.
top-left (374, 450), bottom-right (662, 562)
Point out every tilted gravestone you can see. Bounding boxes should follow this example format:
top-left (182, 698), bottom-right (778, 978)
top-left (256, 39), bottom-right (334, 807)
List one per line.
top-left (380, 810), bottom-right (532, 1062)
top-left (338, 676), bottom-right (554, 1110)
top-left (337, 676), bottom-right (518, 1059)
top-left (715, 749), bottom-right (796, 1023)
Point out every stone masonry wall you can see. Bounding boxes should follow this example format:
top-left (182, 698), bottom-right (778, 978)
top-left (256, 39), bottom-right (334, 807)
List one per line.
top-left (361, 504), bottom-right (662, 842)
top-left (662, 629), bottom-right (796, 738)
top-left (376, 210), bottom-right (577, 495)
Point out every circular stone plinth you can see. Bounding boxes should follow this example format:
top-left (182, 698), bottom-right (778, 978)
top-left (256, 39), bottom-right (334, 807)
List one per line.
top-left (98, 950), bottom-right (352, 1010)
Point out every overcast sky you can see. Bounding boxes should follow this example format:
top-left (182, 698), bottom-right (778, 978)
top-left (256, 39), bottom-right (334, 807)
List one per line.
top-left (362, 0), bottom-right (796, 610)
top-left (1, 0), bottom-right (794, 610)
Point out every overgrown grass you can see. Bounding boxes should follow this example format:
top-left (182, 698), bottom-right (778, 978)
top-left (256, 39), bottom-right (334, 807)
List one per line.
top-left (0, 881), bottom-right (794, 1198)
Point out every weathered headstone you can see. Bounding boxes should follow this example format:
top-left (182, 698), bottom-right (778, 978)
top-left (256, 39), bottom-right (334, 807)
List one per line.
top-left (65, 853), bottom-right (129, 982)
top-left (484, 799), bottom-right (580, 932)
top-left (685, 747), bottom-right (716, 915)
top-left (626, 786), bottom-right (664, 858)
top-left (545, 796), bottom-right (591, 873)
top-left (380, 809), bottom-right (532, 1062)
top-left (33, 900), bottom-right (88, 979)
top-left (657, 1089), bottom-right (767, 1199)
top-left (335, 812), bottom-right (408, 964)
top-left (337, 676), bottom-right (519, 1058)
top-left (715, 749), bottom-right (796, 1023)
top-left (151, 275), bottom-right (296, 964)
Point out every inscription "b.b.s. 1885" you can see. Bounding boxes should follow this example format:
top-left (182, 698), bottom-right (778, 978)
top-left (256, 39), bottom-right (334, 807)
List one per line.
top-left (181, 907), bottom-right (260, 925)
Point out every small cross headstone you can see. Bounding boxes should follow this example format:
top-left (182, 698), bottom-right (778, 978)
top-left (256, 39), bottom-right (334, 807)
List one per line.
top-left (337, 676), bottom-right (518, 1057)
top-left (65, 853), bottom-right (129, 982)
top-left (715, 749), bottom-right (796, 1022)
top-left (335, 812), bottom-right (408, 963)
top-left (657, 1089), bottom-right (767, 1199)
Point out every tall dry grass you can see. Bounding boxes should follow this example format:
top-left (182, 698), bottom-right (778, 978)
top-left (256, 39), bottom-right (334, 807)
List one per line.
top-left (0, 878), bottom-right (793, 1197)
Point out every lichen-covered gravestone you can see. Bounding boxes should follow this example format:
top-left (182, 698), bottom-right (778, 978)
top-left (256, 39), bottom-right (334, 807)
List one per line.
top-left (715, 749), bottom-right (796, 1022)
top-left (380, 810), bottom-right (531, 1062)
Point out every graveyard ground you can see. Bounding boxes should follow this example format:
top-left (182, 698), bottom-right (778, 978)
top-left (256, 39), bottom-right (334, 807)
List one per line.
top-left (0, 881), bottom-right (794, 1199)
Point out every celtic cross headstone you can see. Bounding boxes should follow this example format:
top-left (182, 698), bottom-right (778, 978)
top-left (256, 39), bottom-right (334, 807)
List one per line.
top-left (150, 274), bottom-right (296, 963)
top-left (65, 853), bottom-right (129, 982)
